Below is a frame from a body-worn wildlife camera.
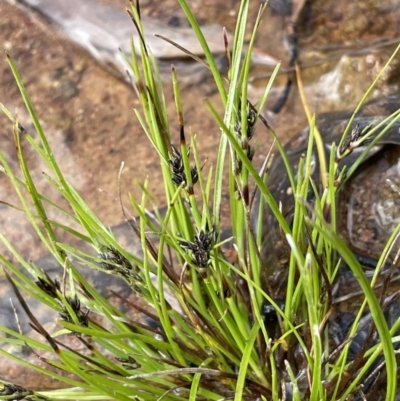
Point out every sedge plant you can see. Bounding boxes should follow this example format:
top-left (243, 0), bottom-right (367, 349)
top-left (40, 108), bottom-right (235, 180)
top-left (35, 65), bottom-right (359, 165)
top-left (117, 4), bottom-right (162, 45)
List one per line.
top-left (0, 0), bottom-right (399, 400)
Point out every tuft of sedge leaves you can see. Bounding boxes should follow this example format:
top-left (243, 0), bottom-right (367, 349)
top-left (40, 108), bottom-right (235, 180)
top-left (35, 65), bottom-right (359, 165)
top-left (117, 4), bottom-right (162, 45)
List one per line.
top-left (0, 0), bottom-right (399, 401)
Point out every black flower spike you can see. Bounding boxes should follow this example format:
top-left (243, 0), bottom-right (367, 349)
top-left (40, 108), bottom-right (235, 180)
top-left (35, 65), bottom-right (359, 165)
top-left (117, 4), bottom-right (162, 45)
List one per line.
top-left (168, 145), bottom-right (198, 187)
top-left (337, 123), bottom-right (375, 160)
top-left (247, 145), bottom-right (255, 161)
top-left (171, 166), bottom-right (199, 187)
top-left (179, 226), bottom-right (217, 268)
top-left (99, 246), bottom-right (143, 291)
top-left (99, 246), bottom-right (131, 275)
top-left (234, 100), bottom-right (257, 141)
top-left (169, 144), bottom-right (186, 175)
top-left (59, 294), bottom-right (89, 328)
top-left (36, 275), bottom-right (61, 299)
top-left (116, 355), bottom-right (141, 370)
top-left (99, 245), bottom-right (133, 272)
top-left (0, 384), bottom-right (31, 400)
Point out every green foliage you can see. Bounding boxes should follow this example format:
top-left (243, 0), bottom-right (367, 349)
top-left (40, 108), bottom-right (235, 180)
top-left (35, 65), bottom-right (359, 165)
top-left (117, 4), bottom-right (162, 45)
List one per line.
top-left (0, 1), bottom-right (399, 400)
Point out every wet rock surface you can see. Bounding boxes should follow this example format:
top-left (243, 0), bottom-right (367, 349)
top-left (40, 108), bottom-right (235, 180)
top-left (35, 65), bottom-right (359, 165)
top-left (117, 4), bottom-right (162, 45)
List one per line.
top-left (259, 94), bottom-right (400, 400)
top-left (261, 95), bottom-right (400, 286)
top-left (339, 146), bottom-right (400, 261)
top-left (1, 0), bottom-right (400, 391)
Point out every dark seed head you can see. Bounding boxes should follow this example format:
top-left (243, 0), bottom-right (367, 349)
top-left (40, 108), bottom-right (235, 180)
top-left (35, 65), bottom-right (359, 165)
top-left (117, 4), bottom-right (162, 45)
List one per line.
top-left (36, 275), bottom-right (61, 298)
top-left (0, 384), bottom-right (31, 400)
top-left (234, 100), bottom-right (257, 141)
top-left (168, 145), bottom-right (198, 187)
top-left (179, 226), bottom-right (217, 268)
top-left (59, 294), bottom-right (89, 328)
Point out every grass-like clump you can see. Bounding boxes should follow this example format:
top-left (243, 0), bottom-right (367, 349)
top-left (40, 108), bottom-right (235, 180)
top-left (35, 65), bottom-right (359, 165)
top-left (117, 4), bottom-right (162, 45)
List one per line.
top-left (0, 1), bottom-right (400, 400)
